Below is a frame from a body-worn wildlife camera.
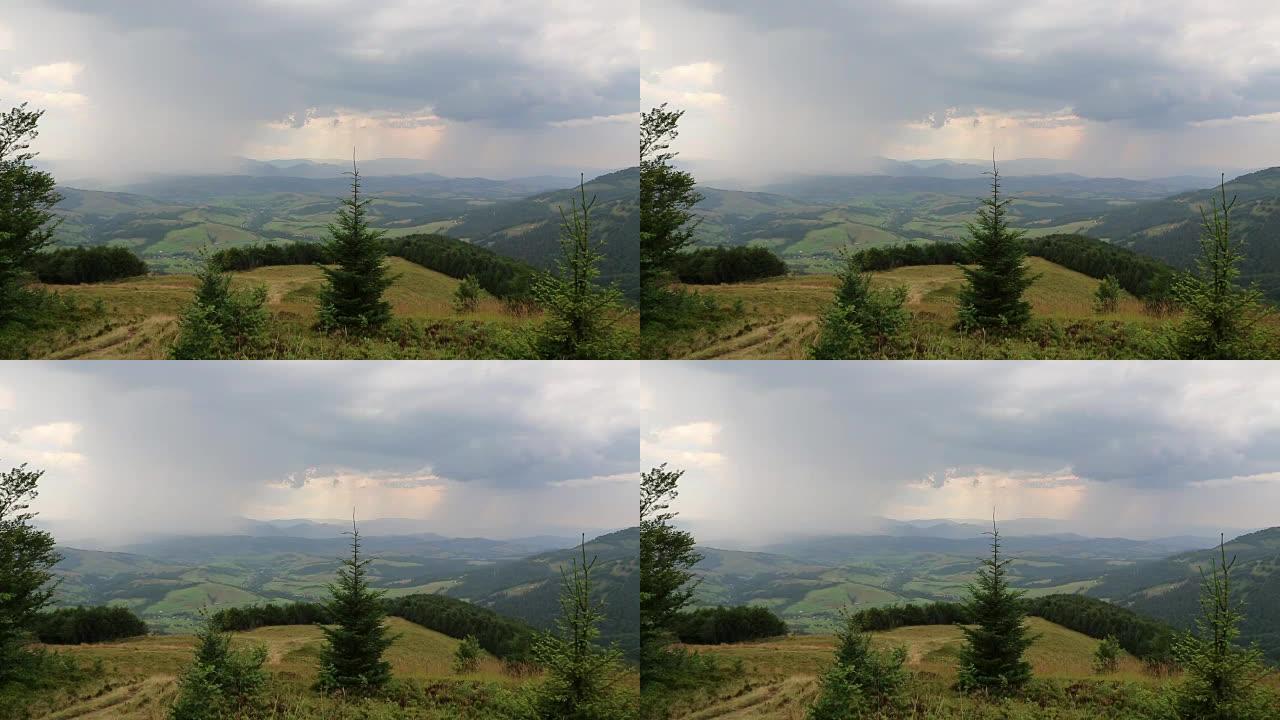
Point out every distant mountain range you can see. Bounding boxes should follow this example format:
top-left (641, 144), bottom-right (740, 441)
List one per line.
top-left (688, 164), bottom-right (1280, 292)
top-left (688, 524), bottom-right (1267, 639)
top-left (51, 524), bottom-right (638, 655)
top-left (49, 163), bottom-right (639, 296)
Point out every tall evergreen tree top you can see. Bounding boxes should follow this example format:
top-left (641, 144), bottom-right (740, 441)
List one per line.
top-left (0, 102), bottom-right (61, 323)
top-left (1173, 534), bottom-right (1270, 718)
top-left (533, 535), bottom-right (626, 720)
top-left (957, 158), bottom-right (1035, 333)
top-left (957, 515), bottom-right (1034, 695)
top-left (317, 157), bottom-right (393, 334)
top-left (316, 514), bottom-right (394, 694)
top-left (533, 175), bottom-right (627, 359)
top-left (640, 464), bottom-right (702, 639)
top-left (0, 461), bottom-right (61, 683)
top-left (640, 104), bottom-right (702, 286)
top-left (1173, 176), bottom-right (1270, 358)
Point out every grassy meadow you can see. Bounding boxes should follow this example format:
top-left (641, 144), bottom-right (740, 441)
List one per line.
top-left (10, 257), bottom-right (636, 359)
top-left (650, 257), bottom-right (1237, 359)
top-left (14, 618), bottom-right (554, 720)
top-left (660, 619), bottom-right (1280, 720)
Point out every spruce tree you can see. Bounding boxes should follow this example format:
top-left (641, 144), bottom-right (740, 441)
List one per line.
top-left (957, 159), bottom-right (1035, 333)
top-left (0, 102), bottom-right (61, 326)
top-left (317, 158), bottom-right (393, 334)
top-left (0, 461), bottom-right (60, 683)
top-left (532, 176), bottom-right (627, 359)
top-left (956, 517), bottom-right (1034, 695)
top-left (170, 251), bottom-right (269, 359)
top-left (170, 613), bottom-right (267, 720)
top-left (1173, 175), bottom-right (1269, 359)
top-left (316, 516), bottom-right (394, 695)
top-left (810, 251), bottom-right (908, 359)
top-left (807, 612), bottom-right (907, 720)
top-left (1173, 535), bottom-right (1270, 720)
top-left (640, 104), bottom-right (702, 298)
top-left (640, 465), bottom-right (701, 647)
top-left (533, 535), bottom-right (627, 720)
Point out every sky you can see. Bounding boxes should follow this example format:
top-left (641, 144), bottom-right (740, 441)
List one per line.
top-left (639, 362), bottom-right (1280, 544)
top-left (0, 0), bottom-right (639, 180)
top-left (643, 0), bottom-right (1280, 181)
top-left (0, 362), bottom-right (643, 544)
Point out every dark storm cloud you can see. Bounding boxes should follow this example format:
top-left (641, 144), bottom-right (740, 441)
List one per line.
top-left (3, 0), bottom-right (637, 177)
top-left (676, 0), bottom-right (1280, 127)
top-left (42, 0), bottom-right (635, 127)
top-left (639, 363), bottom-right (1280, 539)
top-left (0, 363), bottom-right (641, 540)
top-left (648, 0), bottom-right (1280, 177)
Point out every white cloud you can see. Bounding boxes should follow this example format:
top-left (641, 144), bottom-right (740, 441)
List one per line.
top-left (0, 386), bottom-right (13, 411)
top-left (14, 421), bottom-right (82, 448)
top-left (15, 61), bottom-right (82, 89)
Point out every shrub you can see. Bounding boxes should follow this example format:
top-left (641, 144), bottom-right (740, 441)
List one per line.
top-left (170, 253), bottom-right (269, 359)
top-left (811, 252), bottom-right (908, 359)
top-left (1093, 635), bottom-right (1121, 674)
top-left (807, 613), bottom-right (907, 720)
top-left (1094, 275), bottom-right (1121, 314)
top-left (453, 274), bottom-right (482, 313)
top-left (453, 634), bottom-right (481, 674)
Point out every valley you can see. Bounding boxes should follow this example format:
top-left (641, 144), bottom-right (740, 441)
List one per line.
top-left (53, 166), bottom-right (639, 297)
top-left (49, 525), bottom-right (639, 656)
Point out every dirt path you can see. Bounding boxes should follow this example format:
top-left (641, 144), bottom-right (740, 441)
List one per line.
top-left (42, 676), bottom-right (175, 720)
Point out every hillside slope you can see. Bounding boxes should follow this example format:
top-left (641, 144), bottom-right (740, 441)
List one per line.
top-left (448, 167), bottom-right (639, 298)
top-left (660, 617), bottom-right (1280, 720)
top-left (32, 257), bottom-right (539, 359)
top-left (1089, 527), bottom-right (1280, 662)
top-left (1091, 167), bottom-right (1280, 298)
top-left (446, 527), bottom-right (639, 657)
top-left (660, 257), bottom-right (1164, 359)
top-left (692, 533), bottom-right (1191, 634)
top-left (16, 618), bottom-right (533, 720)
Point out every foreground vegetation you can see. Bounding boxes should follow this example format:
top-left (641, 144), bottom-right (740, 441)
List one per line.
top-left (641, 103), bottom-right (1279, 359)
top-left (1, 460), bottom-right (638, 719)
top-left (644, 520), bottom-right (1280, 719)
top-left (0, 101), bottom-right (637, 359)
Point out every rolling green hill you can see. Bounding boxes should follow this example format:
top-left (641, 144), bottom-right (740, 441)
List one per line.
top-left (446, 527), bottom-right (640, 658)
top-left (50, 529), bottom-right (637, 643)
top-left (1089, 527), bottom-right (1280, 662)
top-left (690, 174), bottom-right (1183, 274)
top-left (450, 167), bottom-right (640, 297)
top-left (690, 533), bottom-right (1207, 635)
top-left (1090, 167), bottom-right (1280, 299)
top-left (49, 168), bottom-right (637, 297)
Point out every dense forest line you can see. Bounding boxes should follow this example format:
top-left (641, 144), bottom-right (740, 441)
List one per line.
top-left (670, 605), bottom-right (788, 644)
top-left (849, 234), bottom-right (1177, 299)
top-left (32, 606), bottom-right (149, 645)
top-left (673, 246), bottom-right (787, 284)
top-left (208, 233), bottom-right (541, 300)
top-left (210, 593), bottom-right (539, 661)
top-left (847, 594), bottom-right (1178, 662)
top-left (31, 245), bottom-right (149, 284)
